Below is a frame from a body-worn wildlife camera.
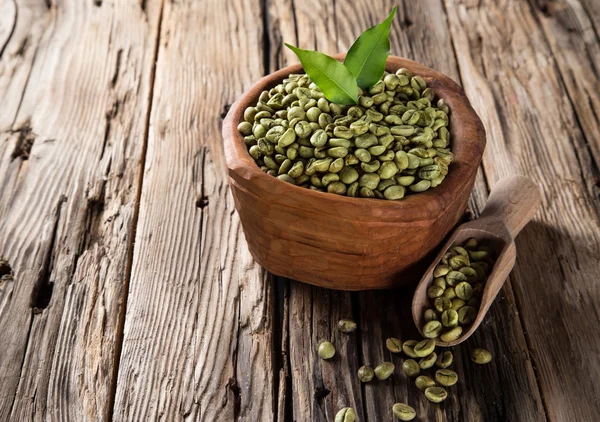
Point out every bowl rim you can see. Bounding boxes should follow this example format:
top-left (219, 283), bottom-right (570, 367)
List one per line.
top-left (222, 54), bottom-right (486, 223)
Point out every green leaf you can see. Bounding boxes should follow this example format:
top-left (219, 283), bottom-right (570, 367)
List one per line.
top-left (344, 7), bottom-right (396, 90)
top-left (285, 44), bottom-right (358, 105)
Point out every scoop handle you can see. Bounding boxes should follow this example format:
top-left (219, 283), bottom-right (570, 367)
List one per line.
top-left (480, 175), bottom-right (541, 239)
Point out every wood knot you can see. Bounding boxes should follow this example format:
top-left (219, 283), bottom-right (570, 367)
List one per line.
top-left (196, 196), bottom-right (209, 209)
top-left (220, 103), bottom-right (232, 120)
top-left (0, 258), bottom-right (12, 277)
top-left (11, 122), bottom-right (35, 161)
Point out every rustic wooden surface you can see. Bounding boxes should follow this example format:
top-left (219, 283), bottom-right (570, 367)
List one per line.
top-left (0, 0), bottom-right (598, 421)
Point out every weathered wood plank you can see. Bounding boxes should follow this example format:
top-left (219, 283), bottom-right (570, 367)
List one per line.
top-left (0, 0), bottom-right (162, 420)
top-left (112, 0), bottom-right (276, 420)
top-left (268, 0), bottom-right (547, 421)
top-left (266, 1), bottom-right (365, 420)
top-left (445, 0), bottom-right (600, 420)
top-left (528, 0), bottom-right (600, 199)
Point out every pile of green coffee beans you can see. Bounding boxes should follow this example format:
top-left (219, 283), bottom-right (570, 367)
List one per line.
top-left (320, 317), bottom-right (492, 421)
top-left (422, 238), bottom-right (493, 342)
top-left (237, 70), bottom-right (454, 200)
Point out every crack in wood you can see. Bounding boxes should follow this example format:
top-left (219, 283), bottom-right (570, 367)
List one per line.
top-left (261, 0), bottom-right (272, 74)
top-left (111, 49), bottom-right (123, 88)
top-left (30, 196), bottom-right (66, 311)
top-left (226, 377), bottom-right (241, 419)
top-left (101, 99), bottom-right (121, 161)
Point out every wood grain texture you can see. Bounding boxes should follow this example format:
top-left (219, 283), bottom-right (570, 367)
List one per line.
top-left (266, 0), bottom-right (547, 421)
top-left (112, 0), bottom-right (276, 420)
top-left (529, 0), bottom-right (600, 178)
top-left (0, 0), bottom-right (162, 421)
top-left (224, 55), bottom-right (485, 290)
top-left (0, 0), bottom-right (598, 421)
top-left (445, 0), bottom-right (600, 420)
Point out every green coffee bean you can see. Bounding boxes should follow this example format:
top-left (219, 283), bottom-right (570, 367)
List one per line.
top-left (310, 129), bottom-right (328, 147)
top-left (396, 176), bottom-right (415, 186)
top-left (322, 173), bottom-right (339, 187)
top-left (446, 271), bottom-right (467, 286)
top-left (392, 403), bottom-right (416, 421)
top-left (339, 166), bottom-right (359, 184)
top-left (374, 362), bottom-right (395, 380)
top-left (296, 174), bottom-right (309, 185)
top-left (358, 365), bottom-right (375, 382)
top-left (442, 287), bottom-right (456, 300)
top-left (337, 319), bottom-right (357, 333)
top-left (433, 264), bottom-right (451, 278)
top-left (238, 121), bottom-right (253, 135)
top-left (414, 339), bottom-right (436, 357)
top-left (386, 337), bottom-right (403, 353)
top-left (409, 180), bottom-right (431, 192)
top-left (239, 71), bottom-right (454, 199)
top-left (458, 306), bottom-right (477, 325)
top-left (450, 298), bottom-right (466, 311)
top-left (424, 309), bottom-right (438, 322)
top-left (419, 352), bottom-right (437, 369)
top-left (449, 254), bottom-right (470, 270)
top-left (433, 277), bottom-right (446, 289)
top-left (427, 285), bottom-right (444, 299)
top-left (384, 185), bottom-right (405, 200)
top-left (378, 161), bottom-right (398, 179)
top-left (423, 321), bottom-right (442, 338)
top-left (359, 173), bottom-right (380, 190)
top-left (359, 187), bottom-right (374, 198)
top-left (378, 179), bottom-right (396, 191)
top-left (459, 266), bottom-right (478, 283)
top-left (415, 375), bottom-right (436, 391)
top-left (264, 156), bottom-right (278, 170)
top-left (471, 348), bottom-right (492, 364)
top-left (355, 133), bottom-right (378, 148)
top-left (435, 369), bottom-right (458, 386)
top-left (401, 340), bottom-right (418, 358)
top-left (361, 160), bottom-right (381, 173)
top-left (468, 250), bottom-right (489, 261)
top-left (277, 174), bottom-right (296, 184)
top-left (434, 297), bottom-right (452, 313)
top-left (441, 309), bottom-right (458, 328)
top-left (327, 146), bottom-right (349, 158)
top-left (402, 359), bottom-right (420, 377)
top-left (317, 341), bottom-right (335, 359)
top-left (335, 407), bottom-right (356, 422)
top-left (435, 351), bottom-right (453, 368)
top-left (425, 386), bottom-right (448, 403)
top-left (452, 246), bottom-right (468, 256)
top-left (440, 326), bottom-right (462, 342)
top-left (455, 281), bottom-right (473, 300)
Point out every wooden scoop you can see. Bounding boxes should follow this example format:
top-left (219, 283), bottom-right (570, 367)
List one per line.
top-left (412, 175), bottom-right (542, 346)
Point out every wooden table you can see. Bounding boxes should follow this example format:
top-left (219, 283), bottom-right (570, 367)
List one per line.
top-left (1, 0), bottom-right (598, 420)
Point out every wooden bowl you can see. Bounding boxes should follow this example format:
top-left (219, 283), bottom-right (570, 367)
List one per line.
top-left (222, 55), bottom-right (485, 290)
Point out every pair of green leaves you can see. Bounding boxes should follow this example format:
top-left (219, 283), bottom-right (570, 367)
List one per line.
top-left (285, 7), bottom-right (396, 105)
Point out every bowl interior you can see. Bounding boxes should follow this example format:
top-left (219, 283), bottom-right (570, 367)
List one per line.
top-left (223, 54), bottom-right (486, 223)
